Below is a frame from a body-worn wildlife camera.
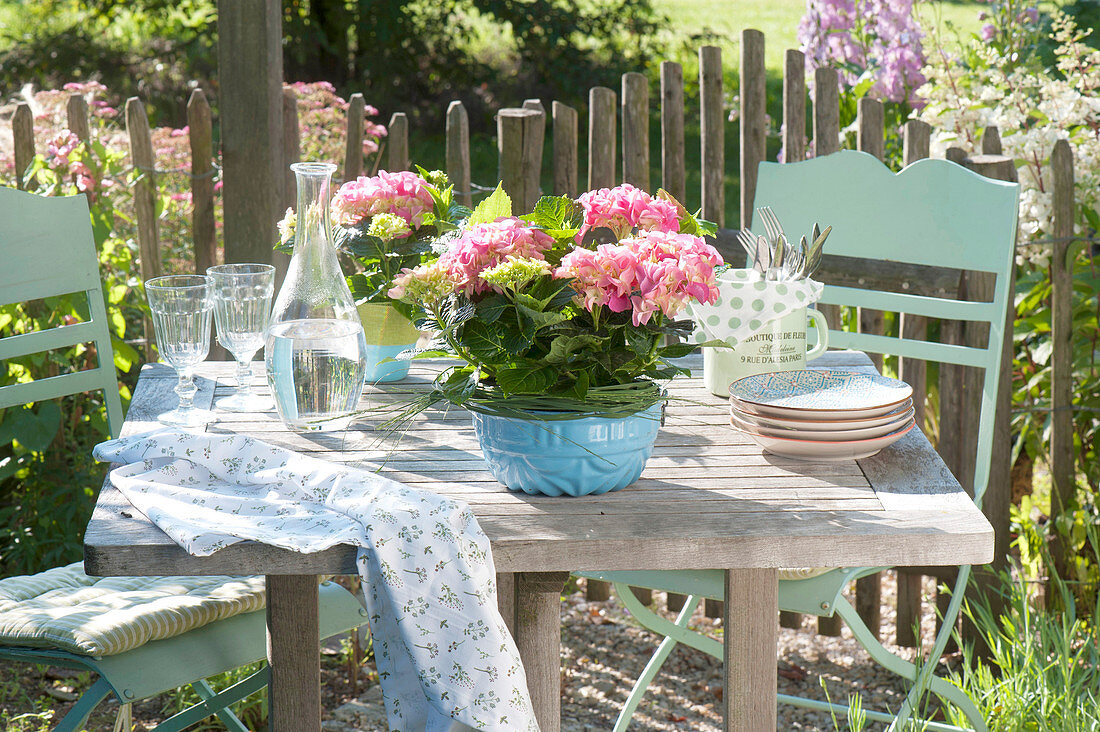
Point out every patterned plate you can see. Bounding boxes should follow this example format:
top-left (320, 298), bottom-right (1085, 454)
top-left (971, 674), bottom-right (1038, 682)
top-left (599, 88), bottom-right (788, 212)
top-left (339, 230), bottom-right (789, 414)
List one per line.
top-left (729, 370), bottom-right (913, 418)
top-left (730, 407), bottom-right (914, 441)
top-left (732, 419), bottom-right (916, 462)
top-left (731, 400), bottom-right (914, 431)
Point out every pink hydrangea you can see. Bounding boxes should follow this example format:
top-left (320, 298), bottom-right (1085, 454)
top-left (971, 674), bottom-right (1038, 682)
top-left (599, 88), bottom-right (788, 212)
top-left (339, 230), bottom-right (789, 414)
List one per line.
top-left (438, 218), bottom-right (555, 297)
top-left (389, 218), bottom-right (555, 300)
top-left (45, 130), bottom-right (95, 192)
top-left (577, 184), bottom-right (680, 240)
top-left (332, 170), bottom-right (435, 227)
top-left (556, 230), bottom-right (722, 326)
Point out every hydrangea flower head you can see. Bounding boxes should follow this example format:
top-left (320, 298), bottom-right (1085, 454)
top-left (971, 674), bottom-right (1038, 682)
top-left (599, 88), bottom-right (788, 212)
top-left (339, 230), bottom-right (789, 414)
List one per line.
top-left (577, 184), bottom-right (680, 239)
top-left (367, 212), bottom-right (412, 240)
top-left (389, 218), bottom-right (554, 301)
top-left (479, 257), bottom-right (553, 292)
top-left (332, 170), bottom-right (435, 228)
top-left (556, 230), bottom-right (722, 326)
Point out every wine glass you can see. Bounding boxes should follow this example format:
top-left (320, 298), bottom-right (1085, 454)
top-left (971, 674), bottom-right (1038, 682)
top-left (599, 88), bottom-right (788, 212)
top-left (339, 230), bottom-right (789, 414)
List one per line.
top-left (145, 275), bottom-right (217, 426)
top-left (206, 264), bottom-right (276, 412)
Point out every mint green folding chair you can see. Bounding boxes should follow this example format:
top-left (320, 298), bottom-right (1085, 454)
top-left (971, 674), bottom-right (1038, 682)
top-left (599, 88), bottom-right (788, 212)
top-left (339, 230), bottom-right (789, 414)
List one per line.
top-left (580, 150), bottom-right (1018, 731)
top-left (0, 186), bottom-right (367, 731)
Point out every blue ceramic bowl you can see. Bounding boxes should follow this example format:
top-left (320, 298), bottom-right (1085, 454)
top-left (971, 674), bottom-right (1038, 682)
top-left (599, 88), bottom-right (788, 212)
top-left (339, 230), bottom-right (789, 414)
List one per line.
top-left (363, 343), bottom-right (415, 383)
top-left (471, 404), bottom-right (662, 496)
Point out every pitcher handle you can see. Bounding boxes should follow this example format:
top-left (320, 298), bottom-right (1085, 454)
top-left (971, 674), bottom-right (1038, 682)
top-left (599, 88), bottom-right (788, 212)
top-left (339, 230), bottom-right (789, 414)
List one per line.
top-left (806, 308), bottom-right (829, 360)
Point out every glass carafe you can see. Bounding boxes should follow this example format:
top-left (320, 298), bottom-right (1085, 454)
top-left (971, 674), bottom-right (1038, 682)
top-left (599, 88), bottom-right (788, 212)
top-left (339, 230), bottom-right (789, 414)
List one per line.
top-left (266, 162), bottom-right (368, 431)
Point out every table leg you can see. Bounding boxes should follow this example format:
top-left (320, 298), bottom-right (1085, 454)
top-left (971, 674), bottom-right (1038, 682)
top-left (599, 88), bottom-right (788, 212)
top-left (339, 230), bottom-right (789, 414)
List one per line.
top-left (723, 569), bottom-right (777, 731)
top-left (515, 571), bottom-right (569, 731)
top-left (266, 574), bottom-right (320, 732)
top-left (497, 571), bottom-right (516, 636)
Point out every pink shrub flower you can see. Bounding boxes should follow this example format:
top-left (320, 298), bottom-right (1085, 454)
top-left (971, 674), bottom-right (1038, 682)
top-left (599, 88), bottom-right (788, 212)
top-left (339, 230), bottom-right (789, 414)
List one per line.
top-left (576, 184), bottom-right (680, 240)
top-left (438, 218), bottom-right (555, 297)
top-left (556, 230), bottom-right (722, 326)
top-left (389, 218), bottom-right (555, 300)
top-left (981, 23), bottom-right (996, 40)
top-left (332, 170), bottom-right (435, 228)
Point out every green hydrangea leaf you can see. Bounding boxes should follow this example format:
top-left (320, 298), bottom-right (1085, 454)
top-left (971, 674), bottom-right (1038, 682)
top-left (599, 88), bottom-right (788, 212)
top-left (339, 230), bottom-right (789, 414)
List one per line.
top-left (467, 183), bottom-right (512, 226)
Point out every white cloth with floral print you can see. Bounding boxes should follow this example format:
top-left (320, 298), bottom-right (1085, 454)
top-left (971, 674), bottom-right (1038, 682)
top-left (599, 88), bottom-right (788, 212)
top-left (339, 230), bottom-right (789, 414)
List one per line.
top-left (93, 429), bottom-right (538, 732)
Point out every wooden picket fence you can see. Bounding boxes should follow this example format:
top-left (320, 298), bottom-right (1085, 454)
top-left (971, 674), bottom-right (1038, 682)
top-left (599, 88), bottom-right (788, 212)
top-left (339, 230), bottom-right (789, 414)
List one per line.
top-left (9, 30), bottom-right (1082, 648)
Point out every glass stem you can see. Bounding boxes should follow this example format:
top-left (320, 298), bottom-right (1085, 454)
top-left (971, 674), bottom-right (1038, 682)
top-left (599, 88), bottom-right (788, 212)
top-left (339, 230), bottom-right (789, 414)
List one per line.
top-left (235, 358), bottom-right (253, 397)
top-left (176, 367), bottom-right (197, 411)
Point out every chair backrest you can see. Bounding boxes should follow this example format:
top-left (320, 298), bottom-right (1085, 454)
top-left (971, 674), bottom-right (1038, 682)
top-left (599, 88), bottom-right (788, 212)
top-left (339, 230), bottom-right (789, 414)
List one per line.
top-left (0, 187), bottom-right (124, 437)
top-left (752, 150), bottom-right (1019, 505)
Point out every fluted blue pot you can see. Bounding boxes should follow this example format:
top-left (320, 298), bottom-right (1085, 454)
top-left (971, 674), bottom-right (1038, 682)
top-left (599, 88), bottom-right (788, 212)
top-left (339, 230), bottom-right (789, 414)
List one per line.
top-left (471, 403), bottom-right (662, 497)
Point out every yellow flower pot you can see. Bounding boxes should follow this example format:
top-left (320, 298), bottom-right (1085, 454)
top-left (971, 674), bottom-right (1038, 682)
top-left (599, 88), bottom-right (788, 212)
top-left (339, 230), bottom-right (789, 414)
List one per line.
top-left (356, 301), bottom-right (421, 383)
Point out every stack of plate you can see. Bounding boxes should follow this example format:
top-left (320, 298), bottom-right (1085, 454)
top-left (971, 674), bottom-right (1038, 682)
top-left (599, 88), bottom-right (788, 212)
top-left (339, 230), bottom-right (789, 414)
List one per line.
top-left (728, 370), bottom-right (916, 461)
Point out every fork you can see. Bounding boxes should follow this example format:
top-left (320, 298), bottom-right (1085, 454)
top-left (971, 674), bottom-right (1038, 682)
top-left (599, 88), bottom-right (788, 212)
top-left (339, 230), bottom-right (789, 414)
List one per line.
top-left (758, 207), bottom-right (802, 280)
top-left (736, 228), bottom-right (761, 270)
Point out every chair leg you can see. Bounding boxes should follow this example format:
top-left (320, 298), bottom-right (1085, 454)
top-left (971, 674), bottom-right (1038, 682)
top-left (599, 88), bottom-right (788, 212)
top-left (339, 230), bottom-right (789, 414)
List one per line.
top-left (611, 584), bottom-right (722, 730)
top-left (193, 677), bottom-right (251, 732)
top-left (53, 677), bottom-right (113, 732)
top-left (833, 566), bottom-right (987, 732)
top-left (150, 666), bottom-right (270, 732)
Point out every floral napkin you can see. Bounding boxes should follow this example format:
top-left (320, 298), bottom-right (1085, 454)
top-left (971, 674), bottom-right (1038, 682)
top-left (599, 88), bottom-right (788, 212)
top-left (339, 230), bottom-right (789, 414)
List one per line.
top-left (93, 429), bottom-right (538, 732)
top-left (687, 268), bottom-right (823, 347)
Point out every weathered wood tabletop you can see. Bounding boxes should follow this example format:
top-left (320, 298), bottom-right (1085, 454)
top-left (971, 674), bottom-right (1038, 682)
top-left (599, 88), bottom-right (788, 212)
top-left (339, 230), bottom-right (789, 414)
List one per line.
top-left (84, 351), bottom-right (993, 732)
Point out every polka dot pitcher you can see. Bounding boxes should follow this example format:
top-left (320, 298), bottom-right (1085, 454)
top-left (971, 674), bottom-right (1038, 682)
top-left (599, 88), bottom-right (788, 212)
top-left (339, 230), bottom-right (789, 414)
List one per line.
top-left (703, 307), bottom-right (829, 397)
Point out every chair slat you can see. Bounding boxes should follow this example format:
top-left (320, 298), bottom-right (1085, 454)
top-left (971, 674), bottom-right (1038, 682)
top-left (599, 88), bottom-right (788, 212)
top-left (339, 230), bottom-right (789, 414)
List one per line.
top-left (819, 286), bottom-right (1003, 324)
top-left (0, 321), bottom-right (102, 360)
top-left (0, 368), bottom-right (119, 410)
top-left (825, 332), bottom-right (991, 369)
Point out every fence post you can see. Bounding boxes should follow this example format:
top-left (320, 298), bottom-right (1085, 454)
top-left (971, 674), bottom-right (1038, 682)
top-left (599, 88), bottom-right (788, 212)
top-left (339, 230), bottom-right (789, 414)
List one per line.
top-left (125, 97), bottom-right (162, 360)
top-left (584, 87), bottom-right (616, 603)
top-left (960, 150), bottom-right (1016, 655)
top-left (700, 46), bottom-right (724, 228)
top-left (849, 93), bottom-right (888, 643)
top-left (188, 90), bottom-right (218, 276)
top-left (701, 43), bottom-right (727, 617)
top-left (275, 87), bottom-right (300, 291)
top-left (811, 68), bottom-right (842, 354)
top-left (187, 89), bottom-right (227, 361)
top-left (217, 0), bottom-right (283, 268)
top-left (699, 40), bottom-right (732, 622)
top-left (344, 93), bottom-right (366, 181)
top-left (982, 126), bottom-right (1003, 156)
top-left (619, 61), bottom-right (654, 619)
top-left (523, 99), bottom-right (548, 198)
top-left (660, 61), bottom-right (686, 202)
top-left (497, 108), bottom-right (543, 213)
top-left (13, 103), bottom-right (35, 191)
top-left (66, 95), bottom-right (91, 144)
top-left (588, 86), bottom-right (617, 191)
top-left (622, 72), bottom-right (649, 192)
top-left (740, 30), bottom-right (765, 231)
top-left (446, 101), bottom-right (472, 207)
top-left (894, 119), bottom-right (932, 648)
top-left (775, 46), bottom-right (808, 631)
top-left (1050, 139), bottom-right (1076, 581)
top-left (807, 65), bottom-right (844, 637)
top-left (782, 50), bottom-right (806, 164)
top-left (387, 112), bottom-right (409, 172)
top-left (551, 102), bottom-right (578, 198)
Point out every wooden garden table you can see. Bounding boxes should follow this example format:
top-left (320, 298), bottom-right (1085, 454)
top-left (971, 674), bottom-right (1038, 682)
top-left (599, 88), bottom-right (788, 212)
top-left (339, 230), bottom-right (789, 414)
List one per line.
top-left (84, 350), bottom-right (993, 731)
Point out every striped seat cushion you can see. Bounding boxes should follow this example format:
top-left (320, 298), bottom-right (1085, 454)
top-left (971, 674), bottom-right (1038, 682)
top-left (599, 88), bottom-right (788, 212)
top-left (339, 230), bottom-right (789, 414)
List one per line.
top-left (0, 563), bottom-right (265, 658)
top-left (779, 568), bottom-right (832, 581)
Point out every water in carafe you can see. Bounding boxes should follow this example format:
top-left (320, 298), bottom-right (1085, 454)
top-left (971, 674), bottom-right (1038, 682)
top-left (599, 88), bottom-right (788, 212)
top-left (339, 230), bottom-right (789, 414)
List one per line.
top-left (266, 162), bottom-right (367, 432)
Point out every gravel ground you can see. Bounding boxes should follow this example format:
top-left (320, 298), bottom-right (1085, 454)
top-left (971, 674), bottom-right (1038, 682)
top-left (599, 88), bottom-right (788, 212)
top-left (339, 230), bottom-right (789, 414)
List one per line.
top-left (324, 571), bottom-right (955, 732)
